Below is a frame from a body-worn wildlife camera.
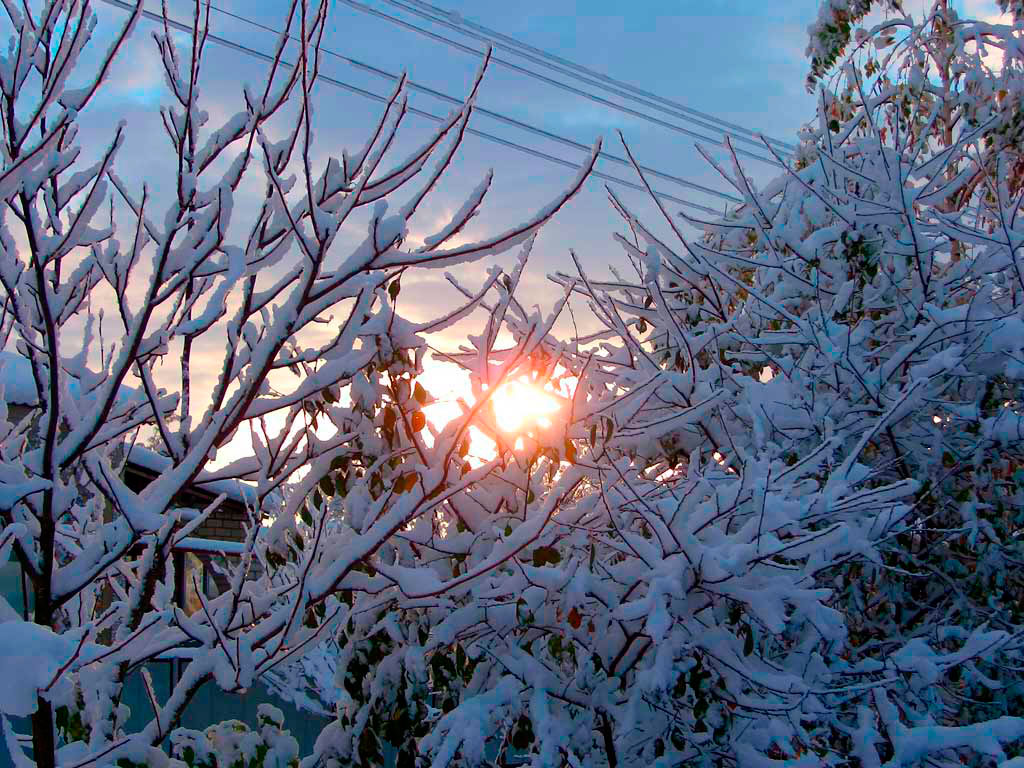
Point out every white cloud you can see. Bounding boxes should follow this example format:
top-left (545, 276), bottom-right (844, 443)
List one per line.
top-left (962, 0), bottom-right (1011, 23)
top-left (960, 0), bottom-right (1014, 71)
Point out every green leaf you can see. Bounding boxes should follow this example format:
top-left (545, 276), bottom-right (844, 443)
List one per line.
top-left (672, 673), bottom-right (686, 699)
top-left (743, 624), bottom-right (754, 656)
top-left (694, 696), bottom-right (709, 719)
top-left (319, 475), bottom-right (334, 496)
top-left (388, 280), bottom-right (401, 300)
top-left (511, 715), bottom-right (532, 750)
top-left (300, 506), bottom-right (313, 526)
top-left (532, 545), bottom-right (561, 567)
top-left (547, 635), bottom-right (562, 658)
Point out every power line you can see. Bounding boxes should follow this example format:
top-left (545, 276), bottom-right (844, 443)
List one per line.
top-left (332, 0), bottom-right (788, 167)
top-left (197, 0), bottom-right (782, 169)
top-left (394, 0), bottom-right (798, 153)
top-left (96, 0), bottom-right (735, 216)
top-left (396, 0), bottom-right (798, 152)
top-left (360, 0), bottom-right (795, 154)
top-left (192, 2), bottom-right (748, 201)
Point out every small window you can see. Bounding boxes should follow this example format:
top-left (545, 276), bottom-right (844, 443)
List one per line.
top-left (181, 552), bottom-right (234, 615)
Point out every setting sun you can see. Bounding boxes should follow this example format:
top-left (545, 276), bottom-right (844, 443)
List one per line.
top-left (489, 378), bottom-right (561, 433)
top-left (418, 362), bottom-right (571, 461)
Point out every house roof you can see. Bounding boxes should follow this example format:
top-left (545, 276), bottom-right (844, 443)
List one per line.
top-left (0, 351), bottom-right (49, 406)
top-left (0, 351), bottom-right (142, 407)
top-left (127, 445), bottom-right (261, 509)
top-left (0, 352), bottom-right (260, 511)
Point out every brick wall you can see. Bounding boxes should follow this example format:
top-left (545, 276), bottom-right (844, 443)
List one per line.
top-left (193, 507), bottom-right (248, 542)
top-left (123, 463), bottom-right (250, 543)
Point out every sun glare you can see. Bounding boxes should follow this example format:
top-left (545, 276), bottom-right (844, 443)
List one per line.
top-left (490, 378), bottom-right (561, 433)
top-left (420, 363), bottom-right (570, 460)
top-left (207, 359), bottom-right (572, 472)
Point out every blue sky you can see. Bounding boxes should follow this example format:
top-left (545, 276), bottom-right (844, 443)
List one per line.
top-left (71, 0), bottom-right (1006, 375)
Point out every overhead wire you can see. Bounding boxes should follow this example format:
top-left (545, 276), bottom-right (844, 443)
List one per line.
top-left (187, 1), bottom-right (747, 201)
top-left (389, 0), bottom-right (798, 154)
top-left (97, 0), bottom-right (744, 216)
top-left (394, 0), bottom-right (798, 152)
top-left (334, 0), bottom-right (788, 166)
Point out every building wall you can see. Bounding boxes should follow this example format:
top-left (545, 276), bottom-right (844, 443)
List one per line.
top-left (193, 504), bottom-right (249, 543)
top-left (122, 462), bottom-right (249, 542)
top-left (0, 373), bottom-right (337, 768)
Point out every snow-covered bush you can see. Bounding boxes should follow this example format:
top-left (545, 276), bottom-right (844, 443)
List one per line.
top-left (7, 0), bottom-right (1024, 766)
top-left (169, 705), bottom-right (298, 768)
top-left (0, 1), bottom-right (598, 767)
top-left (390, 2), bottom-right (1024, 766)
